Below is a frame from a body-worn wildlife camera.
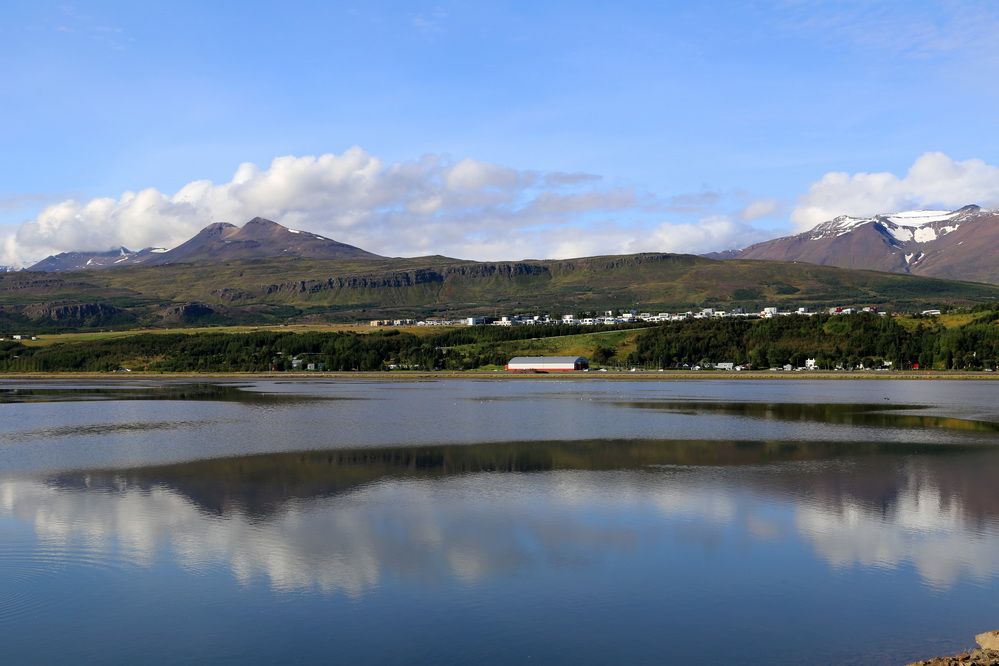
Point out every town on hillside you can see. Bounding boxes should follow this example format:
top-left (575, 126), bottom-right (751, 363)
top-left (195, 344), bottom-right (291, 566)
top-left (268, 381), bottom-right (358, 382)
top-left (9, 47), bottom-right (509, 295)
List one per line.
top-left (369, 305), bottom-right (943, 328)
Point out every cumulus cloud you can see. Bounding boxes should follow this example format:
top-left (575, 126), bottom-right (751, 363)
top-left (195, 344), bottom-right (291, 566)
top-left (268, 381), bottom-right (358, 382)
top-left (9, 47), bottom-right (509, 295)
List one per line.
top-left (739, 198), bottom-right (780, 221)
top-left (644, 216), bottom-right (765, 254)
top-left (790, 152), bottom-right (999, 230)
top-left (1, 147), bottom-right (765, 266)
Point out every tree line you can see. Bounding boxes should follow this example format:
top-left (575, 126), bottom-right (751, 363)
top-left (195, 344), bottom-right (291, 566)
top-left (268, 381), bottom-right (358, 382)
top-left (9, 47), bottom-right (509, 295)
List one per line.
top-left (626, 311), bottom-right (998, 370)
top-left (0, 313), bottom-right (995, 372)
top-left (0, 323), bottom-right (642, 373)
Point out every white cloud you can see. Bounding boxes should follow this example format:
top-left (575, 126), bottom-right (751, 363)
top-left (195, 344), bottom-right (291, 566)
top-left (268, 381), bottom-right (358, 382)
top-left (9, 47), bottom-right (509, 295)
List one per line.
top-left (2, 147), bottom-right (764, 266)
top-left (739, 198), bottom-right (780, 221)
top-left (444, 158), bottom-right (523, 191)
top-left (790, 152), bottom-right (999, 230)
top-left (644, 216), bottom-right (764, 254)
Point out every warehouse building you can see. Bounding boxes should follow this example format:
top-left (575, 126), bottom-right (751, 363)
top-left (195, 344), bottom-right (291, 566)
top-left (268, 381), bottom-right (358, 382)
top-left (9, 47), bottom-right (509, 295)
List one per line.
top-left (505, 356), bottom-right (589, 372)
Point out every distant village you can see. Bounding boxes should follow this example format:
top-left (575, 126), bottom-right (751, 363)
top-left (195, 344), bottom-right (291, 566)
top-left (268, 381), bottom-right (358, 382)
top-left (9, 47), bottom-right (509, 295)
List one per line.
top-left (0, 305), bottom-right (964, 374)
top-left (368, 305), bottom-right (944, 328)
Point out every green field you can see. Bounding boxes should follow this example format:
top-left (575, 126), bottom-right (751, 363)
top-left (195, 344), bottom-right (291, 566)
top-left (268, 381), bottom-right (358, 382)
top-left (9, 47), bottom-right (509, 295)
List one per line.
top-left (447, 328), bottom-right (647, 367)
top-left (3, 252), bottom-right (997, 333)
top-left (2, 309), bottom-right (995, 373)
top-left (16, 323), bottom-right (449, 347)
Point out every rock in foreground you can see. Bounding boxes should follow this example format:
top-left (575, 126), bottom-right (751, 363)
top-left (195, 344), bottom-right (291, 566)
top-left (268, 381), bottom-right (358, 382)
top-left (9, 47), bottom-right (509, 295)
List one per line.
top-left (907, 631), bottom-right (999, 666)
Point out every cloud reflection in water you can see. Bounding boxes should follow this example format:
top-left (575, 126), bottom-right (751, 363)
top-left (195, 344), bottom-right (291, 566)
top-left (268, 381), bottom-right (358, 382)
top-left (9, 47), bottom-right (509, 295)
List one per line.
top-left (3, 445), bottom-right (998, 595)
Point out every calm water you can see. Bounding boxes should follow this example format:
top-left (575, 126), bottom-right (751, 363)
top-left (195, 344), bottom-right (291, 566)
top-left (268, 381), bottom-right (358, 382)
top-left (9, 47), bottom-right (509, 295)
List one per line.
top-left (1, 379), bottom-right (998, 664)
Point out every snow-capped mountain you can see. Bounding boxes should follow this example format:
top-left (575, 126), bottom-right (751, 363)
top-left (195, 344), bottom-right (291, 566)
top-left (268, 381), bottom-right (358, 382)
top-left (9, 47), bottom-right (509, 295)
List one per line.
top-left (27, 246), bottom-right (168, 272)
top-left (717, 205), bottom-right (998, 284)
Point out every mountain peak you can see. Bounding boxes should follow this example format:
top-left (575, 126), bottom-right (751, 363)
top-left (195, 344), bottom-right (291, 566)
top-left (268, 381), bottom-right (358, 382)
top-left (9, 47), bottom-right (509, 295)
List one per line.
top-left (244, 217), bottom-right (280, 227)
top-left (26, 216), bottom-right (383, 272)
top-left (199, 221), bottom-right (238, 236)
top-left (808, 205), bottom-right (990, 241)
top-left (724, 204), bottom-right (997, 284)
top-left (140, 216), bottom-right (382, 265)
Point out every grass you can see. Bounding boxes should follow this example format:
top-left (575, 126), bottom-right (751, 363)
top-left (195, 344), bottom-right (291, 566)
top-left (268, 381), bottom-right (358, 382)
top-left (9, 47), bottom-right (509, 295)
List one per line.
top-left (448, 327), bottom-right (649, 364)
top-left (4, 253), bottom-right (997, 334)
top-left (18, 323), bottom-right (455, 347)
top-left (892, 312), bottom-right (980, 332)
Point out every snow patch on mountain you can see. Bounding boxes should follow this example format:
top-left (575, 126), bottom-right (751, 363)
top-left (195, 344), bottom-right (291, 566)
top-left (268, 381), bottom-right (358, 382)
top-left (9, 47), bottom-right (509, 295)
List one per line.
top-left (884, 210), bottom-right (958, 226)
top-left (886, 226), bottom-right (914, 243)
top-left (808, 205), bottom-right (988, 243)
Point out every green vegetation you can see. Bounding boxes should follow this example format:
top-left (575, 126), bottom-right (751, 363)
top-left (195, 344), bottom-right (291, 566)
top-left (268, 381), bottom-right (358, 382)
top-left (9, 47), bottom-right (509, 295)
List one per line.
top-left (2, 252), bottom-right (997, 332)
top-left (626, 311), bottom-right (999, 370)
top-left (1, 311), bottom-right (996, 373)
top-left (15, 323), bottom-right (430, 347)
top-left (0, 323), bottom-right (644, 372)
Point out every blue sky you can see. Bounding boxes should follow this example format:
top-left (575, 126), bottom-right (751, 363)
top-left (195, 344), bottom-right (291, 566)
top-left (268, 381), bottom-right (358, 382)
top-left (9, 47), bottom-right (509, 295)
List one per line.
top-left (2, 1), bottom-right (998, 265)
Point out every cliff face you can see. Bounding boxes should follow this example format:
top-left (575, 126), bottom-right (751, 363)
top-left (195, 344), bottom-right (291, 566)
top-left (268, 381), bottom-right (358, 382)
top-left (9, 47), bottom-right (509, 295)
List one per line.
top-left (204, 263), bottom-right (555, 302)
top-left (21, 302), bottom-right (133, 326)
top-left (159, 302), bottom-right (218, 323)
top-left (3, 249), bottom-right (999, 331)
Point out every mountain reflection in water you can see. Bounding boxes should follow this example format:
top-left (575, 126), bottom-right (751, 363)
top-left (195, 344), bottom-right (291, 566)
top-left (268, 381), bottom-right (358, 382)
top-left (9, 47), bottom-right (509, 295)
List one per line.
top-left (2, 377), bottom-right (998, 665)
top-left (611, 400), bottom-right (999, 433)
top-left (0, 382), bottom-right (344, 405)
top-left (3, 439), bottom-right (998, 597)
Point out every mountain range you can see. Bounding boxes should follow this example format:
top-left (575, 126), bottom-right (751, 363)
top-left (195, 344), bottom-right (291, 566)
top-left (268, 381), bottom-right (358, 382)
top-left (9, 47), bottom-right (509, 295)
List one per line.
top-left (27, 206), bottom-right (998, 286)
top-left (3, 213), bottom-right (997, 331)
top-left (708, 205), bottom-right (997, 285)
top-left (27, 217), bottom-right (381, 272)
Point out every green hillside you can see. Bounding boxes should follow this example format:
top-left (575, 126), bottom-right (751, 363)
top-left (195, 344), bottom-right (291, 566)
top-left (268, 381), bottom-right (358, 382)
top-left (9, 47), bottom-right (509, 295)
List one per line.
top-left (2, 253), bottom-right (998, 332)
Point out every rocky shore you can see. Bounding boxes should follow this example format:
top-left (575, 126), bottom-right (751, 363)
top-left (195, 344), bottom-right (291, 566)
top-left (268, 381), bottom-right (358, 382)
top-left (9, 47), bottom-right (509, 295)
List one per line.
top-left (908, 631), bottom-right (999, 666)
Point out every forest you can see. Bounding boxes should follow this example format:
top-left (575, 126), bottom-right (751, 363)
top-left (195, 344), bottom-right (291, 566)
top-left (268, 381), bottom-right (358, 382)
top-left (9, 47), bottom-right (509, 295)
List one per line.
top-left (626, 310), bottom-right (999, 370)
top-left (0, 323), bottom-right (638, 372)
top-left (0, 312), bottom-right (995, 372)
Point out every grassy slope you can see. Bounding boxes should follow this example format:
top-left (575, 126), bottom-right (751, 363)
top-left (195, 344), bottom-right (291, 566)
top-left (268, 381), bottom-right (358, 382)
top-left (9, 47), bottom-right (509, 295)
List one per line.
top-left (19, 310), bottom-right (991, 369)
top-left (17, 324), bottom-right (449, 347)
top-left (2, 253), bottom-right (998, 330)
top-left (448, 328), bottom-right (648, 367)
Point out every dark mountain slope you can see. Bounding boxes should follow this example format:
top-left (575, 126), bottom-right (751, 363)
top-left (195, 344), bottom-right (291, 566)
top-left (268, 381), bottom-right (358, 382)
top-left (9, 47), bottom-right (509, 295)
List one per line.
top-left (27, 218), bottom-right (383, 272)
top-left (3, 251), bottom-right (997, 331)
top-left (722, 206), bottom-right (998, 284)
top-left (143, 217), bottom-right (384, 264)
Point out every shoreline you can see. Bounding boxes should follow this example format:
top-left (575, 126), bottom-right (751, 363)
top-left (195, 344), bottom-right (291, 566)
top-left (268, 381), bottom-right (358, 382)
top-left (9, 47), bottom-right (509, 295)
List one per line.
top-left (1, 370), bottom-right (997, 381)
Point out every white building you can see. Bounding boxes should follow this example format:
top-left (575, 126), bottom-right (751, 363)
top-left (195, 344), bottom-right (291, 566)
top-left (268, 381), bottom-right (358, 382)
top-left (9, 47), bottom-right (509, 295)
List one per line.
top-left (506, 356), bottom-right (589, 372)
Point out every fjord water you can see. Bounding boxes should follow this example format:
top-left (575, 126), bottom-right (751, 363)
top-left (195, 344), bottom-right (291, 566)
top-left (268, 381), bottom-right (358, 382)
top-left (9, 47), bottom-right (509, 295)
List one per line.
top-left (1, 380), bottom-right (998, 664)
